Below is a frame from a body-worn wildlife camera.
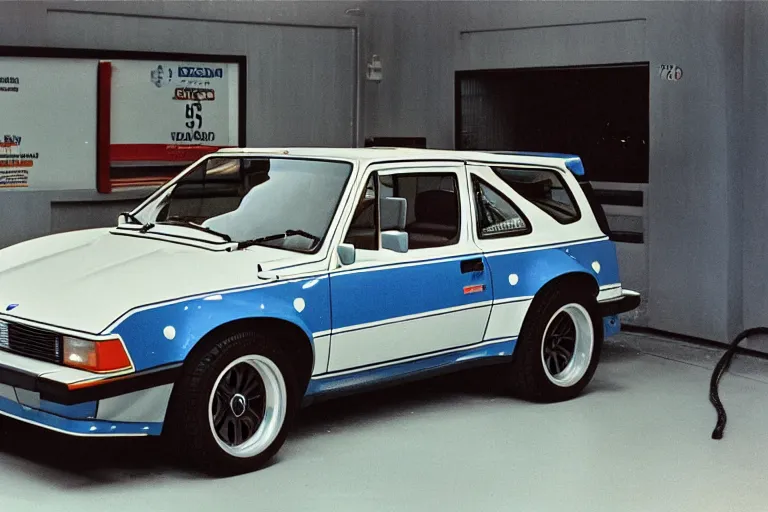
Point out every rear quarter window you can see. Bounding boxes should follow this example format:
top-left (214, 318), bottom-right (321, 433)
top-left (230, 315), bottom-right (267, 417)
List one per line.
top-left (491, 167), bottom-right (581, 225)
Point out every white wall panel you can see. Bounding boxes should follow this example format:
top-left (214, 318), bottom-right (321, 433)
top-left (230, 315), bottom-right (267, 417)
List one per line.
top-left (0, 58), bottom-right (97, 190)
top-left (458, 19), bottom-right (646, 71)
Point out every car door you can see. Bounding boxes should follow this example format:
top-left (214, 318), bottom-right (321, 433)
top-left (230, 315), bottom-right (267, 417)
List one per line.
top-left (326, 162), bottom-right (492, 373)
top-left (464, 163), bottom-right (589, 343)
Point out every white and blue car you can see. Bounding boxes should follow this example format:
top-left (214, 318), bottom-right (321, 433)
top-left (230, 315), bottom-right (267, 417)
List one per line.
top-left (0, 148), bottom-right (639, 475)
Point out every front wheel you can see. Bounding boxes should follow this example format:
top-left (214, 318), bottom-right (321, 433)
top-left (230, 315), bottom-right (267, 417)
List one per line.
top-left (165, 331), bottom-right (297, 476)
top-left (208, 354), bottom-right (288, 459)
top-left (505, 288), bottom-right (603, 402)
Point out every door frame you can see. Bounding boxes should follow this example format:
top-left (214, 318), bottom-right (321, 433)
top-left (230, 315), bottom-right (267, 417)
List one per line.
top-left (328, 160), bottom-right (478, 270)
top-left (325, 160), bottom-right (494, 372)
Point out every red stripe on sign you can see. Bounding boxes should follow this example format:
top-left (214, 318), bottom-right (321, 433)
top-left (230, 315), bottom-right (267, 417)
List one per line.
top-left (463, 284), bottom-right (485, 295)
top-left (110, 144), bottom-right (230, 162)
top-left (96, 61), bottom-right (113, 194)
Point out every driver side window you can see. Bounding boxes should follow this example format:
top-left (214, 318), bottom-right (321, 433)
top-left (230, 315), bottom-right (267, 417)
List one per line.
top-left (343, 170), bottom-right (462, 252)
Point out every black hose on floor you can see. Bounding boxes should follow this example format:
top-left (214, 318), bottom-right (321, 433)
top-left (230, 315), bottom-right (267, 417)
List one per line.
top-left (710, 327), bottom-right (768, 439)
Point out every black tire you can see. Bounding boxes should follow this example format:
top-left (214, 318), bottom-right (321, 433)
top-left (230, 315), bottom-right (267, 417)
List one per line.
top-left (505, 287), bottom-right (603, 403)
top-left (164, 330), bottom-right (298, 477)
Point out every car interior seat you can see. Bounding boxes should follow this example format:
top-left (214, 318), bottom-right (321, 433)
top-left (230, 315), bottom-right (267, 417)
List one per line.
top-left (406, 190), bottom-right (459, 249)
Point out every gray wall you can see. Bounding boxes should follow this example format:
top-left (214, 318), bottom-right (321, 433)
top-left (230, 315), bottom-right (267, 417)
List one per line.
top-left (0, 0), bottom-right (366, 248)
top-left (741, 1), bottom-right (768, 350)
top-left (364, 1), bottom-right (749, 345)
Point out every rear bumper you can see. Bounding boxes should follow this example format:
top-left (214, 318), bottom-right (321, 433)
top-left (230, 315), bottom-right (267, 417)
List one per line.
top-left (597, 289), bottom-right (641, 317)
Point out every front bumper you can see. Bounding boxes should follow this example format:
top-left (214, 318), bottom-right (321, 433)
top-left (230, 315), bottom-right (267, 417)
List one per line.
top-left (0, 350), bottom-right (181, 436)
top-left (0, 394), bottom-right (163, 436)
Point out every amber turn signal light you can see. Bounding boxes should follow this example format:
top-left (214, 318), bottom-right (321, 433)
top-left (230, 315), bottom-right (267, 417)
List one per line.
top-left (62, 336), bottom-right (132, 373)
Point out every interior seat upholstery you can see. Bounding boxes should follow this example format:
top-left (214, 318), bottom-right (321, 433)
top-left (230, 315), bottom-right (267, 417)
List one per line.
top-left (406, 189), bottom-right (459, 249)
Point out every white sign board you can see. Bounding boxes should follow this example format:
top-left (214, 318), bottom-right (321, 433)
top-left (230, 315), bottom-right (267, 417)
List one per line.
top-left (110, 59), bottom-right (239, 156)
top-left (0, 57), bottom-right (97, 190)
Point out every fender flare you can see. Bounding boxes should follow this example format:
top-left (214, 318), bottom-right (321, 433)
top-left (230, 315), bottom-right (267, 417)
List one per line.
top-left (108, 283), bottom-right (324, 373)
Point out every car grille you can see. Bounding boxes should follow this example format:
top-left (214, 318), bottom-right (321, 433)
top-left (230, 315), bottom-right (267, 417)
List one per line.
top-left (0, 320), bottom-right (62, 364)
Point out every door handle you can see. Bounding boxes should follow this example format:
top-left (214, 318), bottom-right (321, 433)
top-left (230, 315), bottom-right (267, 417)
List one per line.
top-left (460, 257), bottom-right (484, 274)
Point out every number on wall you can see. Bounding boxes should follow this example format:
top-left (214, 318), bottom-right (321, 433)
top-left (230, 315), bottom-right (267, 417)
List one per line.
top-left (658, 64), bottom-right (683, 82)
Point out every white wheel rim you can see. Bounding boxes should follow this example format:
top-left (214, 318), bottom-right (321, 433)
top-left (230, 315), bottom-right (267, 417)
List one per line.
top-left (540, 303), bottom-right (594, 387)
top-left (208, 354), bottom-right (287, 458)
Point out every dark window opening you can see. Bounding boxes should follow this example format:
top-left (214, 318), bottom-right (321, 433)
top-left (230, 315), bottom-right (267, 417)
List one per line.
top-left (393, 173), bottom-right (461, 249)
top-left (456, 63), bottom-right (649, 184)
top-left (364, 137), bottom-right (427, 148)
top-left (344, 172), bottom-right (462, 251)
top-left (492, 167), bottom-right (581, 225)
top-left (577, 180), bottom-right (612, 237)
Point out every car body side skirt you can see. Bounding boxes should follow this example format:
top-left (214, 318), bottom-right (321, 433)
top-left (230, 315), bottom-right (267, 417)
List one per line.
top-left (305, 336), bottom-right (518, 400)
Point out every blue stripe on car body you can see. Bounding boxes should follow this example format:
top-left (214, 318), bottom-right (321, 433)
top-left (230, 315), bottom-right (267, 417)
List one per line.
top-left (330, 254), bottom-right (492, 330)
top-left (106, 236), bottom-right (621, 374)
top-left (484, 240), bottom-right (619, 300)
top-left (109, 275), bottom-right (331, 371)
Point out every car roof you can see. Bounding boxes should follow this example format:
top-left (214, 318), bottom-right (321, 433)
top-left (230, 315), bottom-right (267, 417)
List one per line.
top-left (213, 147), bottom-right (585, 175)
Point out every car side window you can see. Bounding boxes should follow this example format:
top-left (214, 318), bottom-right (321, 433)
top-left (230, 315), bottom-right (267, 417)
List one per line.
top-left (343, 171), bottom-right (462, 252)
top-left (391, 172), bottom-right (461, 250)
top-left (491, 167), bottom-right (581, 224)
top-left (472, 176), bottom-right (531, 238)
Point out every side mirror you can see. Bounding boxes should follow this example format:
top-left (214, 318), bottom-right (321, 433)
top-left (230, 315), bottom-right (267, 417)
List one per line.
top-left (381, 230), bottom-right (408, 253)
top-left (337, 243), bottom-right (356, 265)
top-left (117, 213), bottom-right (129, 225)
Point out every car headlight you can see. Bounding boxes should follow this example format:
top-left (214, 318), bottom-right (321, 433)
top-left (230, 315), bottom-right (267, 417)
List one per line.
top-left (62, 336), bottom-right (132, 373)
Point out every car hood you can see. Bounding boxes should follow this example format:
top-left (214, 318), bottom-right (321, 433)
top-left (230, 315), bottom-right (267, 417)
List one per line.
top-left (0, 228), bottom-right (311, 334)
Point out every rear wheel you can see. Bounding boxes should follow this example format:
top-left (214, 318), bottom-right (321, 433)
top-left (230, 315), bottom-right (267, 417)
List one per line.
top-left (506, 288), bottom-right (602, 402)
top-left (166, 331), bottom-right (298, 476)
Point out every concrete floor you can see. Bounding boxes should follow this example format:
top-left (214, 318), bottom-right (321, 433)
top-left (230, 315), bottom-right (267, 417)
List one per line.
top-left (0, 332), bottom-right (767, 512)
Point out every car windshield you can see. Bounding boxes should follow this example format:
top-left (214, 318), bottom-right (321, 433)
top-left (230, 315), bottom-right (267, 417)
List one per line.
top-left (128, 156), bottom-right (352, 253)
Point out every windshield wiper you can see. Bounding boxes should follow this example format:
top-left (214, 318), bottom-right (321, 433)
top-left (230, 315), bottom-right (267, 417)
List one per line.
top-left (155, 219), bottom-right (232, 242)
top-left (235, 229), bottom-right (319, 251)
top-left (119, 211), bottom-right (155, 233)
